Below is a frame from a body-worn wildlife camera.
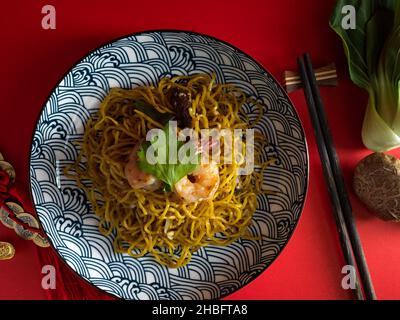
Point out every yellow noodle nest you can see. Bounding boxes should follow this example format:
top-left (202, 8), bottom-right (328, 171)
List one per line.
top-left (66, 74), bottom-right (272, 268)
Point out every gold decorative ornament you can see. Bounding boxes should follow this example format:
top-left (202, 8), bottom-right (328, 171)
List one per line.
top-left (14, 213), bottom-right (40, 241)
top-left (5, 202), bottom-right (24, 214)
top-left (0, 152), bottom-right (50, 248)
top-left (0, 205), bottom-right (16, 229)
top-left (0, 160), bottom-right (15, 183)
top-left (0, 241), bottom-right (15, 260)
top-left (33, 233), bottom-right (50, 248)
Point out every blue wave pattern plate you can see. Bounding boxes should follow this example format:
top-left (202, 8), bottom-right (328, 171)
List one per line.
top-left (30, 31), bottom-right (308, 300)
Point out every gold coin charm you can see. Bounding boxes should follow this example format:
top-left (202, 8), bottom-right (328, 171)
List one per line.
top-left (0, 161), bottom-right (15, 183)
top-left (33, 233), bottom-right (50, 248)
top-left (5, 202), bottom-right (24, 214)
top-left (0, 206), bottom-right (16, 229)
top-left (0, 242), bottom-right (15, 260)
top-left (0, 202), bottom-right (24, 229)
top-left (13, 213), bottom-right (40, 241)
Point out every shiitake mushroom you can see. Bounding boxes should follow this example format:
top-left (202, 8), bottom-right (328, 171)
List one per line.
top-left (168, 87), bottom-right (192, 128)
top-left (353, 152), bottom-right (400, 221)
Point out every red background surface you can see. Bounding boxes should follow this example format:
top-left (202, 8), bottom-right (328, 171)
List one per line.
top-left (1, 0), bottom-right (400, 300)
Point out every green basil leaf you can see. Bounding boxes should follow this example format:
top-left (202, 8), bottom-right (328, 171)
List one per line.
top-left (137, 123), bottom-right (200, 191)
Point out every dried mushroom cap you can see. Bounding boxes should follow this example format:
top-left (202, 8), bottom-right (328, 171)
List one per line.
top-left (168, 87), bottom-right (192, 128)
top-left (353, 152), bottom-right (400, 221)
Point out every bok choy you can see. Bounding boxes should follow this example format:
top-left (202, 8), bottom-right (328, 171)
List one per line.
top-left (330, 0), bottom-right (400, 151)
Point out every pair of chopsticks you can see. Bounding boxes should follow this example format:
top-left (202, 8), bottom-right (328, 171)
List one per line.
top-left (297, 53), bottom-right (376, 300)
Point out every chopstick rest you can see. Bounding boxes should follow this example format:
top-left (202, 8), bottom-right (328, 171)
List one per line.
top-left (284, 63), bottom-right (338, 93)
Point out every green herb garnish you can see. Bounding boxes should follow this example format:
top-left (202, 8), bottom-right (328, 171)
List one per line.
top-left (137, 123), bottom-right (200, 192)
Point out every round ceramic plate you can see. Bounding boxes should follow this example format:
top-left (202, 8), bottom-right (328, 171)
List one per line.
top-left (30, 30), bottom-right (308, 300)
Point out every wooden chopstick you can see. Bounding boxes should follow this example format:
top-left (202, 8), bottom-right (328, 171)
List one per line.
top-left (300, 53), bottom-right (376, 300)
top-left (297, 54), bottom-right (376, 300)
top-left (297, 56), bottom-right (363, 300)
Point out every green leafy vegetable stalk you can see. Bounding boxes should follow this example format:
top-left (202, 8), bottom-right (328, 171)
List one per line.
top-left (137, 123), bottom-right (200, 192)
top-left (330, 0), bottom-right (400, 151)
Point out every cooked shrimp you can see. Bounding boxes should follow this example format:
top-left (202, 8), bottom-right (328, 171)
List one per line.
top-left (174, 162), bottom-right (220, 203)
top-left (124, 145), bottom-right (162, 191)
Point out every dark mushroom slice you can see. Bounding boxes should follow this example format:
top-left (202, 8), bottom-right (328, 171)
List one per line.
top-left (168, 87), bottom-right (192, 128)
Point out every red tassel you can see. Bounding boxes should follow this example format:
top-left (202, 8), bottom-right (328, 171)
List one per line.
top-left (0, 165), bottom-right (114, 299)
